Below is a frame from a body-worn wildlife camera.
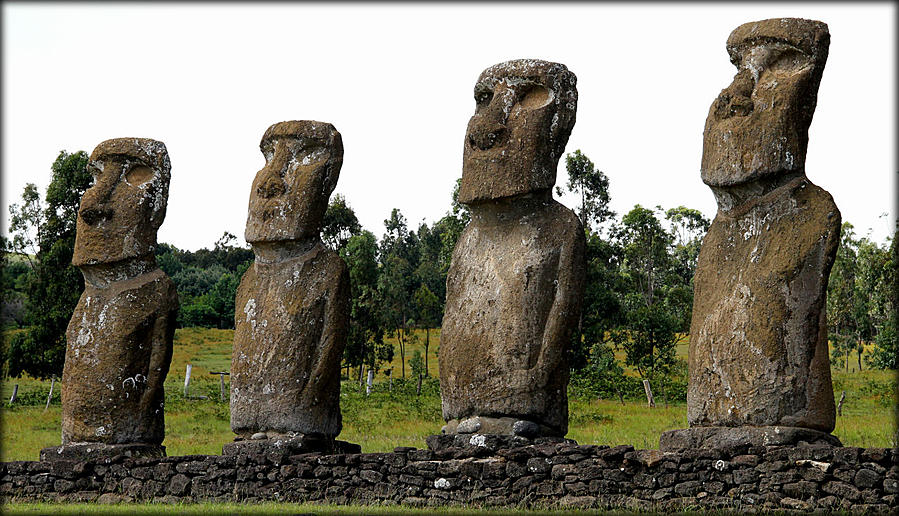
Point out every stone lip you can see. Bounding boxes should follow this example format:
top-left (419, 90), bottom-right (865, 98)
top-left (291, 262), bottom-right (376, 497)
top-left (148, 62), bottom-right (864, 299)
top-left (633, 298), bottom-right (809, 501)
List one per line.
top-left (425, 434), bottom-right (576, 454)
top-left (222, 435), bottom-right (360, 456)
top-left (659, 426), bottom-right (843, 452)
top-left (40, 443), bottom-right (165, 462)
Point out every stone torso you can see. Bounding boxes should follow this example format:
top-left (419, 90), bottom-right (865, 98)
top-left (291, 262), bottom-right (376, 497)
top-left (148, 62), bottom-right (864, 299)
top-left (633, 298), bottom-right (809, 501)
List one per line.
top-left (62, 269), bottom-right (177, 445)
top-left (231, 242), bottom-right (349, 438)
top-left (440, 198), bottom-right (584, 435)
top-left (688, 176), bottom-right (839, 431)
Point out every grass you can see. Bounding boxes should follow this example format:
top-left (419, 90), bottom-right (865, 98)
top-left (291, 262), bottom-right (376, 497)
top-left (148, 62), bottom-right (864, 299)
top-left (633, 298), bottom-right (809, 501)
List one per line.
top-left (1, 328), bottom-right (896, 462)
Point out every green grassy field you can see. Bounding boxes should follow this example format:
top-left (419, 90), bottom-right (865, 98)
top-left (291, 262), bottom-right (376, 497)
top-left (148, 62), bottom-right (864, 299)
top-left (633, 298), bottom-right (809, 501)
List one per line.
top-left (1, 328), bottom-right (895, 462)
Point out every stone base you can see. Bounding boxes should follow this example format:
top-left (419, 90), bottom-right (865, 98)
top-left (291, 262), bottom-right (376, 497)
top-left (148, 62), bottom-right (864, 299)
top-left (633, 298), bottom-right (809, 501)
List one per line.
top-left (40, 443), bottom-right (165, 462)
top-left (441, 415), bottom-right (559, 438)
top-left (659, 426), bottom-right (842, 451)
top-left (222, 434), bottom-right (361, 456)
top-left (426, 433), bottom-right (576, 453)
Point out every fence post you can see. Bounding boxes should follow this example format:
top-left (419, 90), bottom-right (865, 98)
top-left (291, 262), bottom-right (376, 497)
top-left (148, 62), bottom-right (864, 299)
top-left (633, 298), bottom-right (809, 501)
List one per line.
top-left (210, 371), bottom-right (229, 402)
top-left (366, 369), bottom-right (374, 396)
top-left (837, 390), bottom-right (846, 416)
top-left (44, 376), bottom-right (56, 411)
top-left (184, 364), bottom-right (192, 398)
top-left (642, 379), bottom-right (655, 408)
top-left (8, 384), bottom-right (18, 406)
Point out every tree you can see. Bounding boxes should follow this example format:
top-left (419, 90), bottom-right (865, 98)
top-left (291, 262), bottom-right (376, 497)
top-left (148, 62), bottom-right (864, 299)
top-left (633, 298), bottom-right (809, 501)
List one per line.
top-left (665, 206), bottom-right (710, 332)
top-left (827, 223), bottom-right (859, 369)
top-left (322, 194), bottom-right (362, 251)
top-left (558, 150), bottom-right (613, 231)
top-left (340, 231), bottom-right (391, 382)
top-left (6, 183), bottom-right (42, 268)
top-left (556, 150), bottom-right (616, 368)
top-left (571, 231), bottom-right (624, 370)
top-left (5, 150), bottom-right (92, 378)
top-left (378, 208), bottom-right (419, 379)
top-left (610, 205), bottom-right (679, 381)
top-left (413, 284), bottom-right (440, 377)
top-left (868, 228), bottom-right (898, 369)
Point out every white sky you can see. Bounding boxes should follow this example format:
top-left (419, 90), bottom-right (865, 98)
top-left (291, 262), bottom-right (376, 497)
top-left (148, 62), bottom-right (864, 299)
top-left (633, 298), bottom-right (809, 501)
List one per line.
top-left (3, 2), bottom-right (896, 251)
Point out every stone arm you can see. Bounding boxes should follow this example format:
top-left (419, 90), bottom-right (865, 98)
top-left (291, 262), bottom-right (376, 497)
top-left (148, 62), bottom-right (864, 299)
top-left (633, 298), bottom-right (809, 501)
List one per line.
top-left (308, 258), bottom-right (350, 391)
top-left (536, 220), bottom-right (586, 378)
top-left (136, 276), bottom-right (177, 443)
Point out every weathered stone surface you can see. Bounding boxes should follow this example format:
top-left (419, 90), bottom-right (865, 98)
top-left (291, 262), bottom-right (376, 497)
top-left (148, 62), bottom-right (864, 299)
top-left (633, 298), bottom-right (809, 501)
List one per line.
top-left (660, 427), bottom-right (841, 452)
top-left (700, 18), bottom-right (830, 190)
top-left (441, 60), bottom-right (585, 437)
top-left (231, 121), bottom-right (350, 440)
top-left (62, 138), bottom-right (177, 449)
top-left (40, 443), bottom-right (165, 462)
top-left (458, 60), bottom-right (577, 204)
top-left (221, 435), bottom-right (360, 457)
top-left (686, 19), bottom-right (839, 436)
top-left (10, 442), bottom-right (893, 510)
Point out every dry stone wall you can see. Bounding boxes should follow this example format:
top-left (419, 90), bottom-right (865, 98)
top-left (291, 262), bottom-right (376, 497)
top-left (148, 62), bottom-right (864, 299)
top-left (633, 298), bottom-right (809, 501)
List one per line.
top-left (3, 442), bottom-right (896, 512)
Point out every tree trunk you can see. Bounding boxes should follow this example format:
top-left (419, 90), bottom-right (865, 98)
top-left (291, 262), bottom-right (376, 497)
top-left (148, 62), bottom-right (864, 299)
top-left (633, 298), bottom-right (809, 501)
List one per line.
top-left (857, 340), bottom-right (863, 371)
top-left (424, 327), bottom-right (430, 378)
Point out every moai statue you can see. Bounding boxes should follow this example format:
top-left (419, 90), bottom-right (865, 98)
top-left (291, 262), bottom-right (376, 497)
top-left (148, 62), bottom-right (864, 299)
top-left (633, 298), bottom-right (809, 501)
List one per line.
top-left (42, 138), bottom-right (178, 461)
top-left (226, 121), bottom-right (357, 455)
top-left (436, 60), bottom-right (585, 445)
top-left (660, 19), bottom-right (842, 451)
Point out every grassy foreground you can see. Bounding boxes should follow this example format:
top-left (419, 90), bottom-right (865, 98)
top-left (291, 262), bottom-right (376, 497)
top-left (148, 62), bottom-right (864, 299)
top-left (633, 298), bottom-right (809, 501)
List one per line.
top-left (1, 328), bottom-right (896, 462)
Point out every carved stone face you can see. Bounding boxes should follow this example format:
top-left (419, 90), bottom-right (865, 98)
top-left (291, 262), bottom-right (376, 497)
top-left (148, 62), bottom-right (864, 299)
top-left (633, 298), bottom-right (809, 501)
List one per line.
top-left (459, 59), bottom-right (577, 204)
top-left (73, 138), bottom-right (171, 266)
top-left (245, 121), bottom-right (343, 243)
top-left (701, 18), bottom-right (829, 188)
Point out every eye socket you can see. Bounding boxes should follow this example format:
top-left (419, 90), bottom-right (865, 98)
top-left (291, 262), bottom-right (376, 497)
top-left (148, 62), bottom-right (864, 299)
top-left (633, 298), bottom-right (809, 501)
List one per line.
top-left (474, 85), bottom-right (494, 107)
top-left (767, 48), bottom-right (812, 75)
top-left (519, 86), bottom-right (551, 109)
top-left (125, 165), bottom-right (155, 185)
top-left (87, 163), bottom-right (102, 179)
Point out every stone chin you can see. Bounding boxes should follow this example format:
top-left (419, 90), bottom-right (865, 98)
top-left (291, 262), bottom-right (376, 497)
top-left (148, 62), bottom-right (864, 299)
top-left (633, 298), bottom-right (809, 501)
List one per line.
top-left (458, 156), bottom-right (555, 205)
top-left (72, 223), bottom-right (157, 267)
top-left (700, 114), bottom-right (806, 189)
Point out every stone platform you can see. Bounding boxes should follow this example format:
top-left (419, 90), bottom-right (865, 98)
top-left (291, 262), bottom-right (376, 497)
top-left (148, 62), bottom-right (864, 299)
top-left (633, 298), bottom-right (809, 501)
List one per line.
top-left (40, 443), bottom-right (165, 462)
top-left (222, 434), bottom-right (360, 456)
top-left (426, 433), bottom-right (576, 454)
top-left (659, 426), bottom-right (843, 452)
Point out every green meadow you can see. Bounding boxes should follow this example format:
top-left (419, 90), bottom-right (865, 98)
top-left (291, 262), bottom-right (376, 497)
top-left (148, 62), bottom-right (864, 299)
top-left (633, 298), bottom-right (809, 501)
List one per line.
top-left (1, 327), bottom-right (896, 462)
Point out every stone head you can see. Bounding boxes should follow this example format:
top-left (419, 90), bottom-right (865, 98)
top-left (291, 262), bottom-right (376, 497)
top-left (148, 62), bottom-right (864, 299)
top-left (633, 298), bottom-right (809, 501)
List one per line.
top-left (701, 18), bottom-right (830, 188)
top-left (245, 121), bottom-right (343, 243)
top-left (459, 59), bottom-right (578, 204)
top-left (73, 138), bottom-right (171, 266)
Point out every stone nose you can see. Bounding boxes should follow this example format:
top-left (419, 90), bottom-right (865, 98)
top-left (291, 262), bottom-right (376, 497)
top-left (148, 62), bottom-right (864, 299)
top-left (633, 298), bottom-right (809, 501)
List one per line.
top-left (256, 145), bottom-right (290, 199)
top-left (467, 83), bottom-right (517, 150)
top-left (468, 122), bottom-right (507, 151)
top-left (715, 70), bottom-right (755, 120)
top-left (78, 172), bottom-right (117, 225)
top-left (256, 168), bottom-right (287, 199)
top-left (79, 206), bottom-right (114, 225)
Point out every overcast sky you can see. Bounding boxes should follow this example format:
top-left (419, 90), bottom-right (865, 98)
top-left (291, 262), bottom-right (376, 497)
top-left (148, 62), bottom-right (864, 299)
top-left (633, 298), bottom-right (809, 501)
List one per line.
top-left (3, 2), bottom-right (896, 251)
